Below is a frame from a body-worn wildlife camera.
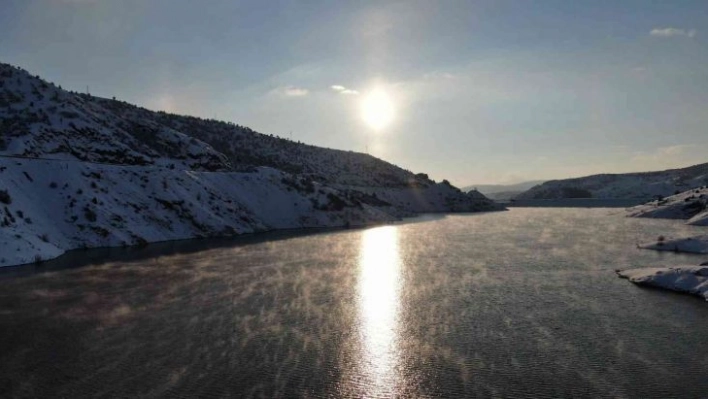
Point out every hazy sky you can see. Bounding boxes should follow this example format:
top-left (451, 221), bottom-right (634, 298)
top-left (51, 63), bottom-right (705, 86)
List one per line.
top-left (2, 0), bottom-right (707, 185)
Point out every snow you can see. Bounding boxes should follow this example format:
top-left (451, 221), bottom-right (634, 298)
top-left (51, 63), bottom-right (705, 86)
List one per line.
top-left (0, 158), bottom-right (397, 267)
top-left (617, 266), bottom-right (708, 301)
top-left (628, 188), bottom-right (708, 255)
top-left (688, 211), bottom-right (708, 226)
top-left (639, 235), bottom-right (708, 254)
top-left (627, 187), bottom-right (708, 221)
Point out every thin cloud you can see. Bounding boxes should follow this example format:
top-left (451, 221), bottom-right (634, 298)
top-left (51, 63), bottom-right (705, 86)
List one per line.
top-left (650, 28), bottom-right (697, 38)
top-left (630, 66), bottom-right (650, 79)
top-left (631, 144), bottom-right (693, 164)
top-left (659, 144), bottom-right (690, 156)
top-left (273, 85), bottom-right (309, 97)
top-left (423, 71), bottom-right (457, 80)
top-left (330, 85), bottom-right (359, 95)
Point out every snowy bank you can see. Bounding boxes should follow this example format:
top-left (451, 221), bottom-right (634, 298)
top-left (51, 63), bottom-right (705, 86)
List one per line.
top-left (617, 265), bottom-right (708, 301)
top-left (688, 211), bottom-right (708, 226)
top-left (638, 235), bottom-right (708, 254)
top-left (627, 187), bottom-right (708, 223)
top-left (0, 158), bottom-right (396, 267)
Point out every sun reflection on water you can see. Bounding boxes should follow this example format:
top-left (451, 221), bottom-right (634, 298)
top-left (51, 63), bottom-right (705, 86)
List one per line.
top-left (357, 226), bottom-right (402, 396)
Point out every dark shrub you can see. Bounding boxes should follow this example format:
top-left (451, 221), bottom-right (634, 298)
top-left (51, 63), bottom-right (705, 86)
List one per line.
top-left (84, 207), bottom-right (97, 222)
top-left (0, 190), bottom-right (11, 204)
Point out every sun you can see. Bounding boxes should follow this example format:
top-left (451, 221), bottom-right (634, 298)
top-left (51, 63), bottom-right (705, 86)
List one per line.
top-left (361, 88), bottom-right (395, 131)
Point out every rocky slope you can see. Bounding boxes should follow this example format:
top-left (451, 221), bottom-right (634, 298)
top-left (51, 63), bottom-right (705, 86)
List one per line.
top-left (516, 164), bottom-right (708, 200)
top-left (0, 62), bottom-right (503, 266)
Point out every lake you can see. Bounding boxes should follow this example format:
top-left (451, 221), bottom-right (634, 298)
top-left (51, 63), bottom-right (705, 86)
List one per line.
top-left (1, 208), bottom-right (708, 398)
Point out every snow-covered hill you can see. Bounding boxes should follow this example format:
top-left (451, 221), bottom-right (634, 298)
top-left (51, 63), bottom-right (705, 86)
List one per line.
top-left (0, 62), bottom-right (501, 208)
top-left (0, 62), bottom-right (503, 266)
top-left (0, 64), bottom-right (230, 171)
top-left (94, 95), bottom-right (415, 187)
top-left (516, 164), bottom-right (708, 200)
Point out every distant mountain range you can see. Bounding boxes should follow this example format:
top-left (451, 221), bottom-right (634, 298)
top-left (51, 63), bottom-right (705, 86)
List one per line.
top-left (515, 163), bottom-right (708, 200)
top-left (0, 62), bottom-right (503, 266)
top-left (462, 180), bottom-right (545, 200)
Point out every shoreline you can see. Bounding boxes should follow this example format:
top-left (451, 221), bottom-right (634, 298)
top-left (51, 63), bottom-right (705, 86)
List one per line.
top-left (1, 210), bottom-right (506, 274)
top-left (0, 219), bottom-right (389, 274)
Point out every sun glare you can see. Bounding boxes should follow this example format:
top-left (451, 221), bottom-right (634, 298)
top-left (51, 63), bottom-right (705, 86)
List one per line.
top-left (357, 226), bottom-right (402, 395)
top-left (361, 88), bottom-right (395, 131)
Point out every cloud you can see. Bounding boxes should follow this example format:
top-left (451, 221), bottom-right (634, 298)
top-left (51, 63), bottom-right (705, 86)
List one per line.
top-left (330, 84), bottom-right (359, 95)
top-left (273, 85), bottom-right (309, 97)
top-left (423, 71), bottom-right (457, 80)
top-left (630, 66), bottom-right (650, 79)
top-left (56, 0), bottom-right (101, 4)
top-left (650, 28), bottom-right (697, 38)
top-left (631, 145), bottom-right (696, 166)
top-left (660, 145), bottom-right (688, 156)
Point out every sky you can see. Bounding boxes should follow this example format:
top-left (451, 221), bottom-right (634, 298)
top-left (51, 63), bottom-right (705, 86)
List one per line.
top-left (1, 0), bottom-right (707, 186)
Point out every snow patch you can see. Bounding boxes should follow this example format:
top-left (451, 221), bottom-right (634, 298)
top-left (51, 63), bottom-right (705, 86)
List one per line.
top-left (639, 235), bottom-right (708, 254)
top-left (627, 187), bottom-right (708, 222)
top-left (618, 266), bottom-right (708, 301)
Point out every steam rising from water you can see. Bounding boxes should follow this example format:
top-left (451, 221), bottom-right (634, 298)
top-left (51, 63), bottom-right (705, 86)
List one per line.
top-left (2, 209), bottom-right (708, 397)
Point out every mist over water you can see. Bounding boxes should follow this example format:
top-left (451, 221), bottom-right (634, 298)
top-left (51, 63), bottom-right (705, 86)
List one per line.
top-left (2, 208), bottom-right (708, 398)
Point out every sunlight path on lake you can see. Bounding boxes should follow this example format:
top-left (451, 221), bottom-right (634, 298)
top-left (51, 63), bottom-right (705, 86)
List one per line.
top-left (357, 226), bottom-right (403, 396)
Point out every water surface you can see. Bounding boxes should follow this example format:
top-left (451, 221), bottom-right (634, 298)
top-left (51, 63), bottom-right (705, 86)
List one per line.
top-left (1, 208), bottom-right (707, 398)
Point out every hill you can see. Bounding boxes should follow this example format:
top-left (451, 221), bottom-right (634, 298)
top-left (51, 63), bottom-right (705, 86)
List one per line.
top-left (0, 62), bottom-right (503, 266)
top-left (515, 163), bottom-right (708, 200)
top-left (462, 180), bottom-right (545, 200)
